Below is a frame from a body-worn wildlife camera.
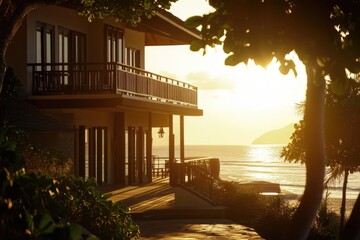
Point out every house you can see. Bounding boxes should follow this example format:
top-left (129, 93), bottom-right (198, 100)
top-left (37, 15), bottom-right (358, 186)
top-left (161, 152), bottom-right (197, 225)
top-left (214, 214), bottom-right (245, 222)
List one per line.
top-left (5, 4), bottom-right (203, 186)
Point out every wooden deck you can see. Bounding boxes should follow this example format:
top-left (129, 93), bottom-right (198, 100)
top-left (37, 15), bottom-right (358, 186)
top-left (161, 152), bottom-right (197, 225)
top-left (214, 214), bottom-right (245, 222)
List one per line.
top-left (101, 178), bottom-right (174, 212)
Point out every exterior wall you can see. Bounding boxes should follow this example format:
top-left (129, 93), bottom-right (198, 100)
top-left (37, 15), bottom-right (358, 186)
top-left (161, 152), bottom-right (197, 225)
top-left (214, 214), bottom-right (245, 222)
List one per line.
top-left (124, 29), bottom-right (145, 68)
top-left (126, 111), bottom-right (150, 129)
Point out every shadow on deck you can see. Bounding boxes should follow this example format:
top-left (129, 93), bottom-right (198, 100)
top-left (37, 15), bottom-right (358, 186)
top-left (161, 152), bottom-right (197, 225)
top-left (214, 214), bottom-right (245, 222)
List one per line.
top-left (99, 178), bottom-right (263, 239)
top-left (100, 178), bottom-right (174, 213)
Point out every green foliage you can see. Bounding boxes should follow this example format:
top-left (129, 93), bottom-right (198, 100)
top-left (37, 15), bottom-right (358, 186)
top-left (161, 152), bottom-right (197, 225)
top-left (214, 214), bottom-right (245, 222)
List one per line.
top-left (255, 198), bottom-right (298, 240)
top-left (1, 122), bottom-right (71, 176)
top-left (282, 79), bottom-right (360, 176)
top-left (186, 1), bottom-right (360, 89)
top-left (216, 181), bottom-right (268, 222)
top-left (0, 135), bottom-right (83, 239)
top-left (217, 180), bottom-right (340, 239)
top-left (78, 0), bottom-right (177, 26)
top-left (308, 194), bottom-right (339, 240)
top-left (55, 176), bottom-right (140, 239)
top-left (0, 124), bottom-right (139, 239)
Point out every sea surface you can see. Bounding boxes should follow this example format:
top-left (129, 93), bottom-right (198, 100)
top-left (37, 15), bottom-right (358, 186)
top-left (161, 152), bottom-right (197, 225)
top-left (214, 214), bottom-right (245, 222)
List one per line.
top-left (153, 144), bottom-right (360, 199)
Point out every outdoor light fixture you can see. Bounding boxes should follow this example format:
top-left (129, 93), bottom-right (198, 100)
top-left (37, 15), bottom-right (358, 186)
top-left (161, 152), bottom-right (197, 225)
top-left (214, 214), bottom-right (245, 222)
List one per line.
top-left (157, 127), bottom-right (165, 138)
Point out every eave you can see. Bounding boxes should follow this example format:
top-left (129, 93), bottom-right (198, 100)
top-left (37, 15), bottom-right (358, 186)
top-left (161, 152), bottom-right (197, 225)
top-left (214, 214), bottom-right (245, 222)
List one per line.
top-left (27, 94), bottom-right (203, 116)
top-left (133, 9), bottom-right (201, 46)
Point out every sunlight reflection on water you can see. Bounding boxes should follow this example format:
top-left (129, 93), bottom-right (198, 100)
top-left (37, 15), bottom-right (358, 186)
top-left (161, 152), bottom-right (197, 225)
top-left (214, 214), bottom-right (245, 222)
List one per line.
top-left (153, 144), bottom-right (360, 199)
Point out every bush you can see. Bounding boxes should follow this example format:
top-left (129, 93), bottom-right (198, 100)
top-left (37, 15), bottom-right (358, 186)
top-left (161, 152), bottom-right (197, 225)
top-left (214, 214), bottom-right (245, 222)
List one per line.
top-left (0, 136), bottom-right (81, 239)
top-left (55, 176), bottom-right (139, 239)
top-left (2, 122), bottom-right (71, 176)
top-left (308, 194), bottom-right (339, 240)
top-left (254, 197), bottom-right (298, 239)
top-left (216, 181), bottom-right (268, 223)
top-left (0, 126), bottom-right (139, 239)
top-left (217, 180), bottom-right (340, 240)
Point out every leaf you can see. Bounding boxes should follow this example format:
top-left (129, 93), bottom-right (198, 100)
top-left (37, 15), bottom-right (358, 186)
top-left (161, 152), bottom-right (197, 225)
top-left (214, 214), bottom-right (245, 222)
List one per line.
top-left (190, 40), bottom-right (205, 52)
top-left (329, 78), bottom-right (349, 96)
top-left (185, 16), bottom-right (203, 28)
top-left (67, 224), bottom-right (84, 240)
top-left (224, 54), bottom-right (242, 66)
top-left (39, 213), bottom-right (55, 234)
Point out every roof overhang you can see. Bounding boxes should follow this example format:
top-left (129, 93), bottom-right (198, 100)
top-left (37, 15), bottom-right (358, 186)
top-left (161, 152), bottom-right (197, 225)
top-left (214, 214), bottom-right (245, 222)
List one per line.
top-left (27, 95), bottom-right (203, 116)
top-left (133, 9), bottom-right (201, 46)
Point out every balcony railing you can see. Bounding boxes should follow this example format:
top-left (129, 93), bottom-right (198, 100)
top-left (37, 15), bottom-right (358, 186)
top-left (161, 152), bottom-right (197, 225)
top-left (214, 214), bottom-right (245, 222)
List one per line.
top-left (28, 62), bottom-right (198, 107)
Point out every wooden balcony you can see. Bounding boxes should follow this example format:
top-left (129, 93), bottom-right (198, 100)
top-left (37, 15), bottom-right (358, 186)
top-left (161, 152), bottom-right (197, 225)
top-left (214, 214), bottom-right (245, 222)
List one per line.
top-left (28, 63), bottom-right (198, 107)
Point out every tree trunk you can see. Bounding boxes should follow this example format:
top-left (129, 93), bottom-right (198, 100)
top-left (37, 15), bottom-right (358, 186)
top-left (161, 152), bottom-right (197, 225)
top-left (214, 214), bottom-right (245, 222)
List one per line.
top-left (339, 169), bottom-right (349, 236)
top-left (0, 2), bottom-right (35, 94)
top-left (282, 67), bottom-right (326, 240)
top-left (340, 193), bottom-right (360, 239)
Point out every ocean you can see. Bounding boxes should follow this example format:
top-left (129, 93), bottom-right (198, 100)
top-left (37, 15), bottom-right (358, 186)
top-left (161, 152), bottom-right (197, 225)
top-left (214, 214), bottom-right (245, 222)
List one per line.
top-left (153, 144), bottom-right (360, 199)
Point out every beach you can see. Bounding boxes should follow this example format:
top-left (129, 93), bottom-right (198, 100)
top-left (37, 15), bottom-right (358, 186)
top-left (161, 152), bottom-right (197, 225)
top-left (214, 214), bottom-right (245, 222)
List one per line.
top-left (284, 192), bottom-right (357, 217)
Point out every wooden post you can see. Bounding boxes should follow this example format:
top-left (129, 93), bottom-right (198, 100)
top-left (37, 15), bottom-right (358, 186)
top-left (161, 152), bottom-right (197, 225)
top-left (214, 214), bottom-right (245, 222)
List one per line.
top-left (78, 125), bottom-right (85, 178)
top-left (128, 126), bottom-right (135, 185)
top-left (169, 115), bottom-right (175, 186)
top-left (89, 128), bottom-right (96, 178)
top-left (114, 113), bottom-right (125, 185)
top-left (180, 115), bottom-right (185, 163)
top-left (146, 113), bottom-right (153, 182)
top-left (104, 127), bottom-right (108, 183)
top-left (137, 127), bottom-right (144, 184)
top-left (96, 127), bottom-right (103, 185)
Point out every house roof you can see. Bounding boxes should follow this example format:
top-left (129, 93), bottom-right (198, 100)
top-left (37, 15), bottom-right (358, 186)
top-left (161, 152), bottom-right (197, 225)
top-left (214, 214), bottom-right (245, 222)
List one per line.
top-left (133, 9), bottom-right (201, 46)
top-left (60, 3), bottom-right (201, 46)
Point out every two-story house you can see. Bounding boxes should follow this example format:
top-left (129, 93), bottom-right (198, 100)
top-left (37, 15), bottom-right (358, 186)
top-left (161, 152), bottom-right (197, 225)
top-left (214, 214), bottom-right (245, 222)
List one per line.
top-left (5, 5), bottom-right (203, 186)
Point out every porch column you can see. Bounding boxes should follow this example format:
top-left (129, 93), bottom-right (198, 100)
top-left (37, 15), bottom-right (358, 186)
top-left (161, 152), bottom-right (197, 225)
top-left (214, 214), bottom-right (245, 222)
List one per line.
top-left (89, 127), bottom-right (96, 178)
top-left (146, 113), bottom-right (153, 183)
top-left (128, 126), bottom-right (136, 185)
top-left (78, 125), bottom-right (85, 177)
top-left (136, 127), bottom-right (144, 184)
top-left (169, 115), bottom-right (175, 186)
top-left (96, 127), bottom-right (103, 185)
top-left (180, 115), bottom-right (185, 163)
top-left (114, 113), bottom-right (125, 185)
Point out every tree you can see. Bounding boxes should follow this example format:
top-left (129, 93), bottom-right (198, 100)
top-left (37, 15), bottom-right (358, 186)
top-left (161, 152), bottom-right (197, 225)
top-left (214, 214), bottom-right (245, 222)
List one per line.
top-left (0, 0), bottom-right (176, 95)
top-left (282, 79), bottom-right (360, 236)
top-left (186, 1), bottom-right (360, 239)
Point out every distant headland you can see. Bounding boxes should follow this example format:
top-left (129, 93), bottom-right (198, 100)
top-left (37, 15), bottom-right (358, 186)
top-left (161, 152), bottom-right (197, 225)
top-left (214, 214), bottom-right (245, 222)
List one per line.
top-left (252, 123), bottom-right (295, 145)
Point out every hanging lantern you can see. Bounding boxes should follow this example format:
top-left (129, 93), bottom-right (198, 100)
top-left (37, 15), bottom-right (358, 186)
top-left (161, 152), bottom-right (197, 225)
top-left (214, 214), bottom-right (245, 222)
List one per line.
top-left (157, 127), bottom-right (165, 138)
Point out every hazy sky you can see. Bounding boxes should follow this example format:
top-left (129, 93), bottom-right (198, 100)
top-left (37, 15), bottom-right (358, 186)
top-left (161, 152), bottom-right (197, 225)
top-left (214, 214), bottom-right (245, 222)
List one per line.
top-left (146, 0), bottom-right (307, 145)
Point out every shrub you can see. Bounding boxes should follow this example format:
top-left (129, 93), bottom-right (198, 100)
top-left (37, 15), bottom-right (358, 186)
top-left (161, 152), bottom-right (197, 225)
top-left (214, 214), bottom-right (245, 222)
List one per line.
top-left (0, 126), bottom-right (139, 239)
top-left (254, 197), bottom-right (298, 239)
top-left (55, 176), bottom-right (140, 239)
top-left (0, 136), bottom-right (83, 239)
top-left (308, 193), bottom-right (339, 240)
top-left (1, 122), bottom-right (71, 176)
top-left (216, 181), bottom-right (268, 223)
top-left (217, 180), bottom-right (340, 240)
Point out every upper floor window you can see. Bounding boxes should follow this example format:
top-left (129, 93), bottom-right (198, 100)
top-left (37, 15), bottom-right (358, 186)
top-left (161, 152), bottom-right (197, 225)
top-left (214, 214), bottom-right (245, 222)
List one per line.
top-left (58, 27), bottom-right (86, 65)
top-left (125, 47), bottom-right (140, 68)
top-left (36, 22), bottom-right (54, 70)
top-left (105, 25), bottom-right (124, 64)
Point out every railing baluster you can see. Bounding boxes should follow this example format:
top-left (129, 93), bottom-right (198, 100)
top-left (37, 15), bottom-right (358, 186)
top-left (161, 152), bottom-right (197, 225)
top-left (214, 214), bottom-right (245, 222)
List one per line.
top-left (28, 62), bottom-right (198, 107)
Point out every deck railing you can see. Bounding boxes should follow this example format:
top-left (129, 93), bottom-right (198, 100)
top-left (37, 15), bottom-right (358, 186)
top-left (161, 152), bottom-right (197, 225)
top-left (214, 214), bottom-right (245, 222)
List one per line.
top-left (28, 62), bottom-right (198, 107)
top-left (174, 157), bottom-right (221, 205)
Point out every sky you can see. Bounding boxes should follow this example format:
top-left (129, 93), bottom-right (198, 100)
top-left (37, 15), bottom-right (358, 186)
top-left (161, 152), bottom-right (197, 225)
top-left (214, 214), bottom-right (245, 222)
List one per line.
top-left (146, 0), bottom-right (307, 145)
